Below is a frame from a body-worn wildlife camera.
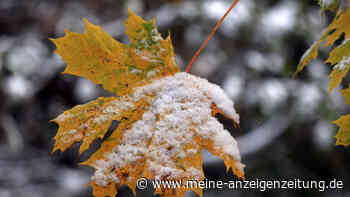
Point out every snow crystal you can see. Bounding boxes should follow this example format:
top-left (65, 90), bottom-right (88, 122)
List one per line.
top-left (91, 72), bottom-right (242, 186)
top-left (139, 54), bottom-right (163, 63)
top-left (187, 149), bottom-right (199, 154)
top-left (91, 159), bottom-right (120, 186)
top-left (67, 129), bottom-right (77, 134)
top-left (333, 56), bottom-right (350, 71)
top-left (300, 41), bottom-right (318, 63)
top-left (133, 72), bottom-right (239, 123)
top-left (102, 99), bottom-right (134, 115)
top-left (185, 167), bottom-right (202, 179)
top-left (84, 130), bottom-right (95, 137)
top-left (342, 38), bottom-right (350, 45)
top-left (59, 129), bottom-right (83, 144)
top-left (146, 70), bottom-right (156, 78)
top-left (55, 113), bottom-right (74, 122)
top-left (93, 114), bottom-right (110, 124)
top-left (152, 29), bottom-right (163, 42)
top-left (129, 68), bottom-right (142, 74)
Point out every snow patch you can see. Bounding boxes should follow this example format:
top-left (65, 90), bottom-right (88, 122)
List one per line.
top-left (333, 56), bottom-right (350, 71)
top-left (91, 72), bottom-right (242, 186)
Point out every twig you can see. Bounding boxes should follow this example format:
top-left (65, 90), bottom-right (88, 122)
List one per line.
top-left (185, 0), bottom-right (240, 73)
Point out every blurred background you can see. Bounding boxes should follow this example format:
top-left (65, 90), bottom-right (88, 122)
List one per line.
top-left (0, 0), bottom-right (349, 196)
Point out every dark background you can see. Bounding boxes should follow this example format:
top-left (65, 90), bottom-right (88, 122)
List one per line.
top-left (0, 0), bottom-right (349, 196)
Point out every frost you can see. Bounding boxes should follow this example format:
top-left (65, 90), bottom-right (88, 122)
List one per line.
top-left (129, 68), bottom-right (142, 74)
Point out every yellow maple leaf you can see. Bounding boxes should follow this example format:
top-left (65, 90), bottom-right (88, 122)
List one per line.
top-left (51, 10), bottom-right (244, 197)
top-left (50, 10), bottom-right (179, 96)
top-left (295, 0), bottom-right (350, 76)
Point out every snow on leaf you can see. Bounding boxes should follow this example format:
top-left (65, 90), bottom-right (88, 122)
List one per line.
top-left (326, 39), bottom-right (350, 94)
top-left (50, 10), bottom-right (179, 96)
top-left (326, 39), bottom-right (350, 65)
top-left (294, 40), bottom-right (321, 76)
top-left (52, 96), bottom-right (152, 155)
top-left (295, 0), bottom-right (350, 75)
top-left (295, 0), bottom-right (350, 147)
top-left (51, 11), bottom-right (244, 197)
top-left (328, 64), bottom-right (350, 94)
top-left (80, 72), bottom-right (244, 197)
top-left (328, 58), bottom-right (350, 94)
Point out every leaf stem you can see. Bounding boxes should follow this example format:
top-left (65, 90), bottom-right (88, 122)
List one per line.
top-left (185, 0), bottom-right (240, 73)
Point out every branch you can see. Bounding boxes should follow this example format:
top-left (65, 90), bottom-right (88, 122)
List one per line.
top-left (185, 0), bottom-right (240, 73)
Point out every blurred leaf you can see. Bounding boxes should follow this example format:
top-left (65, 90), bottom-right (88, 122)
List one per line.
top-left (296, 0), bottom-right (350, 147)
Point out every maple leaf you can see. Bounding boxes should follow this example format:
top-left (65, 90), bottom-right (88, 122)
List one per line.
top-left (295, 0), bottom-right (350, 80)
top-left (295, 0), bottom-right (350, 147)
top-left (51, 10), bottom-right (244, 197)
